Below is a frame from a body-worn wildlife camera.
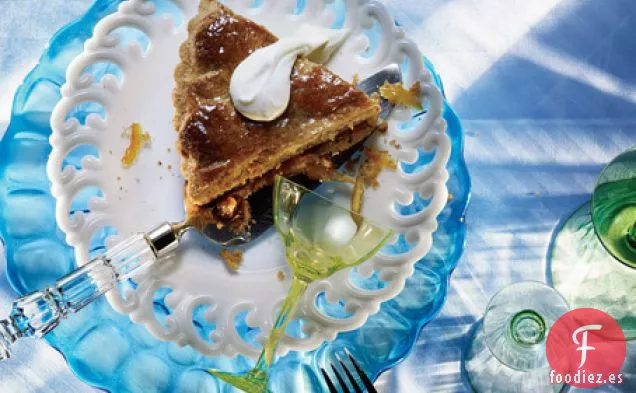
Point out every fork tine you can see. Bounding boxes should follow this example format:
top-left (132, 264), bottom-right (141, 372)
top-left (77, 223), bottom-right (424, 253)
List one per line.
top-left (336, 353), bottom-right (363, 393)
top-left (321, 367), bottom-right (339, 393)
top-left (330, 363), bottom-right (352, 393)
top-left (345, 350), bottom-right (378, 393)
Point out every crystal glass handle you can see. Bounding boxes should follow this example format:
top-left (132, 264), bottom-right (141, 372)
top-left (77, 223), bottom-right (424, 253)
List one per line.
top-left (0, 222), bottom-right (179, 361)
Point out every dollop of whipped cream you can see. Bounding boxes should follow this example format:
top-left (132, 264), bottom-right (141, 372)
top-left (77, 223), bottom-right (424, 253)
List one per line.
top-left (230, 25), bottom-right (350, 121)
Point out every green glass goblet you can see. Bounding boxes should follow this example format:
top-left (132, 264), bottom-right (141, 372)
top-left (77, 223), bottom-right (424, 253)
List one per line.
top-left (550, 147), bottom-right (636, 340)
top-left (464, 282), bottom-right (570, 393)
top-left (208, 176), bottom-right (393, 392)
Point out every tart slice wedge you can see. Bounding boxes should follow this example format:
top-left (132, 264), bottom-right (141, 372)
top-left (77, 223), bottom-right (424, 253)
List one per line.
top-left (174, 0), bottom-right (380, 231)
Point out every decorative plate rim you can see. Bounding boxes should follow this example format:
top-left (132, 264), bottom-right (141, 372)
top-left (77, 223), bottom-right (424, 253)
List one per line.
top-left (45, 0), bottom-right (452, 358)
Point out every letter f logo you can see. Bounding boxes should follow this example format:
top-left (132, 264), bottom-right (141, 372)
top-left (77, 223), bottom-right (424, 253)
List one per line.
top-left (572, 325), bottom-right (602, 368)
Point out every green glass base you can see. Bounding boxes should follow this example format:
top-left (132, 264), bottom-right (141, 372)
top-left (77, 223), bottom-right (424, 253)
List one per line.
top-left (465, 320), bottom-right (565, 393)
top-left (208, 369), bottom-right (270, 393)
top-left (550, 201), bottom-right (636, 340)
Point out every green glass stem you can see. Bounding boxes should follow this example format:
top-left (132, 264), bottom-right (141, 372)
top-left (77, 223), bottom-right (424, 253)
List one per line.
top-left (208, 276), bottom-right (309, 393)
top-left (254, 275), bottom-right (308, 372)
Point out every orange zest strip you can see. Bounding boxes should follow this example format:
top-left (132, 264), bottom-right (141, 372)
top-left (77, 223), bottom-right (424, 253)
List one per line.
top-left (379, 81), bottom-right (423, 110)
top-left (121, 122), bottom-right (151, 168)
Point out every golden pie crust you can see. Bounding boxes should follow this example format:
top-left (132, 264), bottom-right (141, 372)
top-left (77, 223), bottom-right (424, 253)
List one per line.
top-left (173, 0), bottom-right (380, 230)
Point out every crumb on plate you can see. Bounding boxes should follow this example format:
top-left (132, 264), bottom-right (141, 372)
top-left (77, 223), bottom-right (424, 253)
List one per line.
top-left (277, 270), bottom-right (286, 281)
top-left (220, 249), bottom-right (243, 272)
top-left (359, 147), bottom-right (397, 189)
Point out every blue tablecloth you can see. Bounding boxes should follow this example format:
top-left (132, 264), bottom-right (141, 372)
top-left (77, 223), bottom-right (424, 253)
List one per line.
top-left (1, 0), bottom-right (635, 392)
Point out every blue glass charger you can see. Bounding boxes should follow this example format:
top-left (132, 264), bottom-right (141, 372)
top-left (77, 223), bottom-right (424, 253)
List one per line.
top-left (0, 1), bottom-right (470, 391)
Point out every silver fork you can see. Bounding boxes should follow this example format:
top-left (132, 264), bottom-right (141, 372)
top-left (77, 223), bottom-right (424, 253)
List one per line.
top-left (321, 350), bottom-right (378, 393)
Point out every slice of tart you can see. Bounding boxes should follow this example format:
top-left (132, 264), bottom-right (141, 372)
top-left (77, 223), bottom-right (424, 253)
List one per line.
top-left (173, 0), bottom-right (380, 231)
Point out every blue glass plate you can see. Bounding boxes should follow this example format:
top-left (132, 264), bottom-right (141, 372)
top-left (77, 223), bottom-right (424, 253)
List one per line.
top-left (0, 1), bottom-right (470, 391)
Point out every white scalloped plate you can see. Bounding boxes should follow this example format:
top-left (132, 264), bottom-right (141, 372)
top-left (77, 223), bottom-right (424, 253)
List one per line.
top-left (47, 0), bottom-right (450, 359)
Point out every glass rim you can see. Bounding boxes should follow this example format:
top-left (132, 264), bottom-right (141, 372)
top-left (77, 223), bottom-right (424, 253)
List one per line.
top-left (591, 148), bottom-right (636, 269)
top-left (272, 175), bottom-right (394, 234)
